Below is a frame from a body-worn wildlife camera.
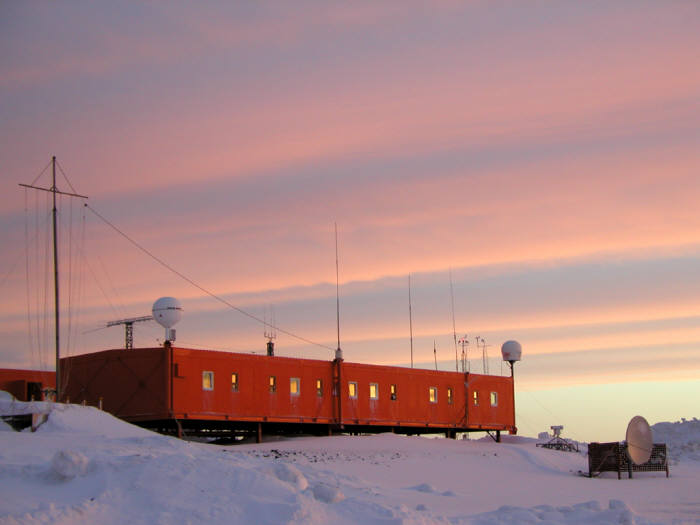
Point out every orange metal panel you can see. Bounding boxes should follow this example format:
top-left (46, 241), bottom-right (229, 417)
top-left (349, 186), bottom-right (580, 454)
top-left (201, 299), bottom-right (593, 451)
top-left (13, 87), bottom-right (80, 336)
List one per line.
top-left (339, 363), bottom-right (467, 428)
top-left (0, 368), bottom-right (55, 401)
top-left (60, 347), bottom-right (516, 434)
top-left (465, 373), bottom-right (515, 431)
top-left (61, 348), bottom-right (170, 420)
top-left (171, 348), bottom-right (335, 423)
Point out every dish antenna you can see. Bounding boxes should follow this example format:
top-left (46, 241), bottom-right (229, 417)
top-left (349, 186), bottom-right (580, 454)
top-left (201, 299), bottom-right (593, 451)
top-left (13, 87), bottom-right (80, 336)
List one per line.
top-left (626, 415), bottom-right (653, 465)
top-left (152, 297), bottom-right (182, 345)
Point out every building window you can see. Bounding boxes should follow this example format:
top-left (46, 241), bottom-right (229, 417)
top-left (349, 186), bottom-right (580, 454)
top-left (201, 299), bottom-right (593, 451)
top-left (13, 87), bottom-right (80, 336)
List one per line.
top-left (348, 381), bottom-right (358, 399)
top-left (390, 384), bottom-right (397, 401)
top-left (290, 377), bottom-right (300, 396)
top-left (490, 391), bottom-right (498, 407)
top-left (316, 379), bottom-right (323, 397)
top-left (429, 386), bottom-right (438, 404)
top-left (473, 391), bottom-right (479, 406)
top-left (269, 375), bottom-right (276, 393)
top-left (202, 371), bottom-right (214, 391)
top-left (369, 383), bottom-right (378, 400)
top-left (231, 373), bottom-right (239, 392)
top-left (447, 387), bottom-right (453, 405)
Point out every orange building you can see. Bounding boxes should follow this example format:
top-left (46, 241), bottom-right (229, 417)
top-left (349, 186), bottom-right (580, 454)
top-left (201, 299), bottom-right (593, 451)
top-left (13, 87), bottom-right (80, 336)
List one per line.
top-left (61, 346), bottom-right (517, 441)
top-left (0, 368), bottom-right (55, 401)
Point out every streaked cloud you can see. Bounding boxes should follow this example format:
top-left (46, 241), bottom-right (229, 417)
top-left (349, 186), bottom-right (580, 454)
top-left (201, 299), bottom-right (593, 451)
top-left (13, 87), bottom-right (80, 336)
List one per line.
top-left (1, 1), bottom-right (699, 440)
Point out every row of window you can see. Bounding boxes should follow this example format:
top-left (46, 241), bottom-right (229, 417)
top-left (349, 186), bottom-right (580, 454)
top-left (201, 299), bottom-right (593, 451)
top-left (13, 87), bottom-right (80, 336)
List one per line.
top-left (201, 371), bottom-right (498, 406)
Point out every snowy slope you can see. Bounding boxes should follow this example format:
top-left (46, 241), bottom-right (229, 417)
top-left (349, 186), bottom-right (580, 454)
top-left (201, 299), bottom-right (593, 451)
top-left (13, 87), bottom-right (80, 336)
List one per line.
top-left (652, 418), bottom-right (700, 463)
top-left (1, 400), bottom-right (699, 524)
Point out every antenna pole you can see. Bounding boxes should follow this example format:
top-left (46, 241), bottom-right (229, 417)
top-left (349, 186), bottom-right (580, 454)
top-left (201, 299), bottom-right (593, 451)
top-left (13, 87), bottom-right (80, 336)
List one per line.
top-left (335, 223), bottom-right (341, 358)
top-left (450, 268), bottom-right (458, 372)
top-left (408, 274), bottom-right (414, 368)
top-left (19, 157), bottom-right (88, 402)
top-left (433, 340), bottom-right (438, 371)
top-left (51, 156), bottom-right (60, 400)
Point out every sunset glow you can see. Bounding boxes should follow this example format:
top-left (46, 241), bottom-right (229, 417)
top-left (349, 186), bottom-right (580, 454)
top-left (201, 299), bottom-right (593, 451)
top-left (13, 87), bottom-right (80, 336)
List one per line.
top-left (1, 1), bottom-right (699, 441)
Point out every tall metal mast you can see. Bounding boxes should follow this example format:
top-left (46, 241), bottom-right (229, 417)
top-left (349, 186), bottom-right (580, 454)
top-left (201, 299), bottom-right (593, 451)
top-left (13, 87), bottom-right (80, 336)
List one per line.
top-left (51, 157), bottom-right (60, 398)
top-left (449, 268), bottom-right (458, 371)
top-left (408, 274), bottom-right (414, 368)
top-left (334, 223), bottom-right (342, 360)
top-left (20, 156), bottom-right (87, 401)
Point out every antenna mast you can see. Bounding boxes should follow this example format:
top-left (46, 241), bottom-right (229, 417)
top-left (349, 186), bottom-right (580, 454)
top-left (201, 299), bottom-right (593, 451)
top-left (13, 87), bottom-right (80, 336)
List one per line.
top-left (408, 274), bottom-right (414, 368)
top-left (264, 305), bottom-right (277, 356)
top-left (19, 156), bottom-right (88, 401)
top-left (449, 268), bottom-right (458, 371)
top-left (458, 334), bottom-right (469, 372)
top-left (106, 315), bottom-right (154, 349)
top-left (334, 223), bottom-right (342, 360)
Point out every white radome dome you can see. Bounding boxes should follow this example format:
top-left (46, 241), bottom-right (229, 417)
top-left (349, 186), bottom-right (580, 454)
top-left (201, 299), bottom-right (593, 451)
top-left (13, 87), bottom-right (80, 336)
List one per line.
top-left (152, 297), bottom-right (183, 329)
top-left (501, 340), bottom-right (522, 363)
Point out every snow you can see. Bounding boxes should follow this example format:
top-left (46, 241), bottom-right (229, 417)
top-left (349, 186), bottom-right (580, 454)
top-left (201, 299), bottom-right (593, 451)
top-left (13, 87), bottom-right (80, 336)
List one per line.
top-left (651, 418), bottom-right (700, 463)
top-left (1, 398), bottom-right (699, 524)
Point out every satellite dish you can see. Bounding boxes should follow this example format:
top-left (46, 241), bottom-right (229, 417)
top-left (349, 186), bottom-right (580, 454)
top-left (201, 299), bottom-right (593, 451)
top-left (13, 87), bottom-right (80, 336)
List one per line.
top-left (626, 415), bottom-right (653, 465)
top-left (152, 297), bottom-right (182, 343)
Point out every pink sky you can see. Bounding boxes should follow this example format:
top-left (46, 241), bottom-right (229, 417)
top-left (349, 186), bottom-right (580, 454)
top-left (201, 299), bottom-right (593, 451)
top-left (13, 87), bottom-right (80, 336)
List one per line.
top-left (1, 2), bottom-right (699, 440)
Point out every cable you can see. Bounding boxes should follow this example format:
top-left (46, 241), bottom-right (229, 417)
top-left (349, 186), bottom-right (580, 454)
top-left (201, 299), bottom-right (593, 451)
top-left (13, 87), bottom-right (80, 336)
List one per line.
top-left (85, 203), bottom-right (335, 352)
top-left (29, 159), bottom-right (52, 187)
top-left (56, 160), bottom-right (79, 195)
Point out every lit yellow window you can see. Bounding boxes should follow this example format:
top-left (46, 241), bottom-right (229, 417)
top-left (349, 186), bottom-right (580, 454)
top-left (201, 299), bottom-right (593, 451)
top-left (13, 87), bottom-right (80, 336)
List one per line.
top-left (369, 383), bottom-right (378, 400)
top-left (316, 379), bottom-right (323, 397)
top-left (429, 386), bottom-right (438, 403)
top-left (269, 376), bottom-right (276, 393)
top-left (390, 384), bottom-right (397, 401)
top-left (473, 391), bottom-right (479, 406)
top-left (231, 373), bottom-right (239, 392)
top-left (348, 381), bottom-right (358, 399)
top-left (290, 377), bottom-right (300, 396)
top-left (447, 387), bottom-right (453, 405)
top-left (202, 371), bottom-right (214, 391)
top-left (490, 391), bottom-right (498, 407)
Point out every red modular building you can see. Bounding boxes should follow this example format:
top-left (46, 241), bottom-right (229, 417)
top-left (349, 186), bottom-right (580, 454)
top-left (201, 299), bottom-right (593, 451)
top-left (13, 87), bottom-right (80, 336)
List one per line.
top-left (0, 368), bottom-right (55, 401)
top-left (61, 346), bottom-right (517, 440)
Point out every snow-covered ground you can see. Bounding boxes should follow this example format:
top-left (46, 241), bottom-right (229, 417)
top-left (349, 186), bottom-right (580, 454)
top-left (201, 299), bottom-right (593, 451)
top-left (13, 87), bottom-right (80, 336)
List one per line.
top-left (1, 398), bottom-right (698, 524)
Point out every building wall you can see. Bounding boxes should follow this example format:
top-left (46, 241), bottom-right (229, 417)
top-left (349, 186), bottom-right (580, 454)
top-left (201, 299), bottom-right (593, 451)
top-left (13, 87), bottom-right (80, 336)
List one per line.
top-left (465, 373), bottom-right (515, 430)
top-left (339, 362), bottom-right (467, 428)
top-left (61, 348), bottom-right (171, 420)
top-left (61, 347), bottom-right (516, 433)
top-left (172, 349), bottom-right (335, 423)
top-left (0, 368), bottom-right (55, 401)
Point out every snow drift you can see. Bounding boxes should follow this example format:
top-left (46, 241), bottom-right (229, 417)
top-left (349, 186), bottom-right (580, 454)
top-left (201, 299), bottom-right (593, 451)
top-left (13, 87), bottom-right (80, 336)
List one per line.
top-left (1, 399), bottom-right (699, 524)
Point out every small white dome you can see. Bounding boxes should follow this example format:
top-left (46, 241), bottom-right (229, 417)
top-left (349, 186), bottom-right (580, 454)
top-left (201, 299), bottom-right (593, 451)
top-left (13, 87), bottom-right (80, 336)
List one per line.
top-left (152, 297), bottom-right (183, 329)
top-left (501, 340), bottom-right (522, 362)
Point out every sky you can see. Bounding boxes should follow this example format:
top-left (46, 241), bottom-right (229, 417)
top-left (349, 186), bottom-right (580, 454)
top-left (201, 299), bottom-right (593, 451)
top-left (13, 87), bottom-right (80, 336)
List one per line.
top-left (1, 1), bottom-right (699, 442)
